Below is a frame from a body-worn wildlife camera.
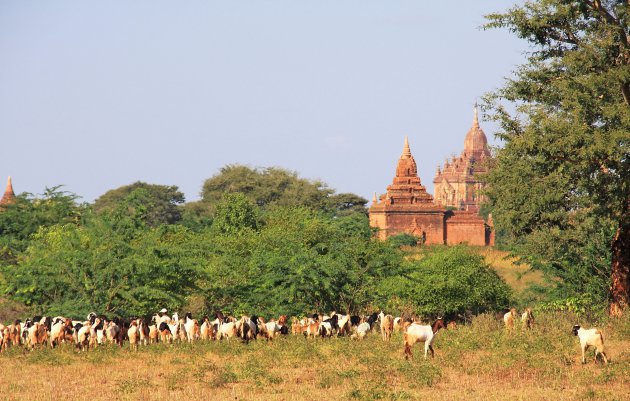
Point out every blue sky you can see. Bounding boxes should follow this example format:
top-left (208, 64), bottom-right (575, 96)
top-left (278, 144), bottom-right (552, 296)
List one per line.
top-left (0, 1), bottom-right (527, 203)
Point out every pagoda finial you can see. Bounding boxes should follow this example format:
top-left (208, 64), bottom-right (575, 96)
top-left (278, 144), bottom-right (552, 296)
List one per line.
top-left (402, 136), bottom-right (411, 158)
top-left (1, 176), bottom-right (15, 205)
top-left (372, 192), bottom-right (378, 204)
top-left (473, 101), bottom-right (479, 128)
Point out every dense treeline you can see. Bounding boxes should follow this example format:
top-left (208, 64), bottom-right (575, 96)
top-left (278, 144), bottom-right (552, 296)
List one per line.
top-left (0, 166), bottom-right (511, 320)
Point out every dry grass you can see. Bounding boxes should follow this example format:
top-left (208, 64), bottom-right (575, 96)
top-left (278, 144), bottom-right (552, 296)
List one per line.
top-left (1, 312), bottom-right (628, 401)
top-left (479, 248), bottom-right (546, 293)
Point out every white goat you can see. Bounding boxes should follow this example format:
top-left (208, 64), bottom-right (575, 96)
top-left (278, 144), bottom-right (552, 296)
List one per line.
top-left (183, 313), bottom-right (198, 343)
top-left (572, 325), bottom-right (608, 364)
top-left (217, 321), bottom-right (237, 340)
top-left (263, 319), bottom-right (282, 340)
top-left (403, 318), bottom-right (446, 359)
top-left (49, 318), bottom-right (72, 348)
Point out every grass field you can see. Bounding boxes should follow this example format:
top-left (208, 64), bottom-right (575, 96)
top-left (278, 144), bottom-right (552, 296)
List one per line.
top-left (480, 248), bottom-right (551, 301)
top-left (1, 312), bottom-right (628, 401)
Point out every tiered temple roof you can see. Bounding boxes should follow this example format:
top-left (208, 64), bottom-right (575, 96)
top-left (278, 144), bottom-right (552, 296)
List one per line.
top-left (376, 137), bottom-right (437, 208)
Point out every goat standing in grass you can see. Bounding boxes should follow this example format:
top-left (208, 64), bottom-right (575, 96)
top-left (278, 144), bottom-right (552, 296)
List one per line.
top-left (27, 322), bottom-right (48, 350)
top-left (351, 313), bottom-right (378, 340)
top-left (521, 308), bottom-right (534, 330)
top-left (6, 320), bottom-right (20, 348)
top-left (49, 318), bottom-right (72, 348)
top-left (379, 312), bottom-right (394, 341)
top-left (137, 319), bottom-right (150, 346)
top-left (291, 317), bottom-right (302, 335)
top-left (200, 316), bottom-right (213, 341)
top-left (572, 325), bottom-right (609, 364)
top-left (262, 318), bottom-right (282, 340)
top-left (503, 308), bottom-right (517, 330)
top-left (76, 321), bottom-right (93, 352)
top-left (183, 312), bottom-right (198, 343)
top-left (105, 321), bottom-right (121, 345)
top-left (403, 318), bottom-right (446, 360)
top-left (305, 318), bottom-right (320, 339)
top-left (128, 320), bottom-right (139, 351)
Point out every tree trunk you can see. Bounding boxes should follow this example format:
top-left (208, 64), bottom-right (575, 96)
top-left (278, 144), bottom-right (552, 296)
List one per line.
top-left (609, 214), bottom-right (630, 317)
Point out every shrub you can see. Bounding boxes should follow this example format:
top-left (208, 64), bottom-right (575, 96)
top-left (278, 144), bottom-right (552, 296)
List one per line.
top-left (387, 233), bottom-right (420, 248)
top-left (379, 246), bottom-right (512, 318)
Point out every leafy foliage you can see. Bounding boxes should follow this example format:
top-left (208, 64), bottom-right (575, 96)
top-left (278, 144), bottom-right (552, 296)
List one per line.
top-left (200, 164), bottom-right (367, 214)
top-left (1, 181), bottom-right (511, 320)
top-left (379, 246), bottom-right (513, 318)
top-left (0, 187), bottom-right (85, 264)
top-left (93, 181), bottom-right (185, 226)
top-left (484, 0), bottom-right (630, 313)
top-left (4, 217), bottom-right (204, 317)
top-left (386, 233), bottom-right (419, 248)
top-left (201, 206), bottom-right (403, 317)
top-left (211, 193), bottom-right (259, 235)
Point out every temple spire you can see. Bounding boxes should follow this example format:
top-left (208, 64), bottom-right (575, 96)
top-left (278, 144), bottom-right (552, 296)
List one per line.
top-left (402, 136), bottom-right (411, 158)
top-left (473, 102), bottom-right (479, 128)
top-left (0, 176), bottom-right (15, 205)
top-left (372, 192), bottom-right (378, 204)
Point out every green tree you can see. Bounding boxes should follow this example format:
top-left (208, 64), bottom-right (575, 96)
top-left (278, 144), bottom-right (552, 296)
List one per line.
top-left (4, 216), bottom-right (204, 317)
top-left (379, 246), bottom-right (512, 318)
top-left (93, 181), bottom-right (185, 226)
top-left (327, 192), bottom-right (369, 215)
top-left (201, 165), bottom-right (335, 211)
top-left (0, 186), bottom-right (84, 264)
top-left (485, 0), bottom-right (630, 315)
top-left (211, 193), bottom-right (259, 235)
top-left (199, 205), bottom-right (402, 317)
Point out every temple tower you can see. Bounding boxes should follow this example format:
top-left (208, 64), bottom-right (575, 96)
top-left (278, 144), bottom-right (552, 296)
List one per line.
top-left (433, 106), bottom-right (491, 211)
top-left (369, 138), bottom-right (446, 244)
top-left (0, 176), bottom-right (15, 205)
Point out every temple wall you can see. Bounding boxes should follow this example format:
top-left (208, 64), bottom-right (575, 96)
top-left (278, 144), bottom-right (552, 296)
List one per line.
top-left (369, 211), bottom-right (388, 240)
top-left (384, 211), bottom-right (445, 245)
top-left (444, 212), bottom-right (487, 246)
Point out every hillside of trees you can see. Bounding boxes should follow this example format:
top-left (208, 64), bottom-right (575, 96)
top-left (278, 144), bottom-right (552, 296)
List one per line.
top-left (0, 165), bottom-right (514, 320)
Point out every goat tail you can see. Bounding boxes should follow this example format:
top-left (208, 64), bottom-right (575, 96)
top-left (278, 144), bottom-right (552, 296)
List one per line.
top-left (597, 329), bottom-right (604, 344)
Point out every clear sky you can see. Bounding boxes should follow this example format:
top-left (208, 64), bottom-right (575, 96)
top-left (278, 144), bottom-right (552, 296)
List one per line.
top-left (0, 1), bottom-right (527, 203)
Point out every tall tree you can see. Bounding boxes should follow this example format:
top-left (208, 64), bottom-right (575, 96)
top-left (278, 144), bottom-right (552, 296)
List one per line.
top-left (93, 182), bottom-right (185, 226)
top-left (201, 165), bottom-right (335, 211)
top-left (485, 0), bottom-right (630, 315)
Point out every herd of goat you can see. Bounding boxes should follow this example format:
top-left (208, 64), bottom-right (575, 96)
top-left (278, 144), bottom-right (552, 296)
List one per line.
top-left (0, 307), bottom-right (609, 363)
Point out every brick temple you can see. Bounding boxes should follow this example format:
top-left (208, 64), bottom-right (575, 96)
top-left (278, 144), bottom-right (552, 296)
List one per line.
top-left (433, 107), bottom-right (491, 212)
top-left (369, 109), bottom-right (493, 246)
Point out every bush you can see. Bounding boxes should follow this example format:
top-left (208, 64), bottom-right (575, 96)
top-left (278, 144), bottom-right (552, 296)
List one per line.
top-left (387, 233), bottom-right (419, 248)
top-left (379, 246), bottom-right (513, 318)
